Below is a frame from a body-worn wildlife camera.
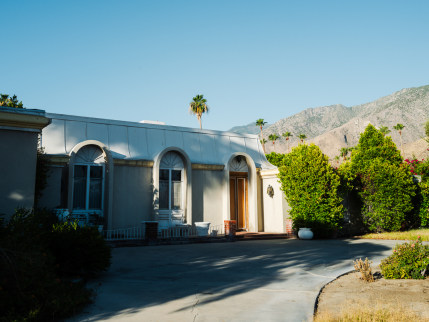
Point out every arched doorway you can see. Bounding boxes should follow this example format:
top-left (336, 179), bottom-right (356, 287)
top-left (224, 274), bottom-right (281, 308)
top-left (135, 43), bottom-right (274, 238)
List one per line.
top-left (229, 156), bottom-right (249, 230)
top-left (158, 151), bottom-right (185, 230)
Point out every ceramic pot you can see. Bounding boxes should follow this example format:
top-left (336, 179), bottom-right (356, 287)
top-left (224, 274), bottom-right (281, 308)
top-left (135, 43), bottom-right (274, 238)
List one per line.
top-left (195, 222), bottom-right (211, 236)
top-left (298, 228), bottom-right (313, 240)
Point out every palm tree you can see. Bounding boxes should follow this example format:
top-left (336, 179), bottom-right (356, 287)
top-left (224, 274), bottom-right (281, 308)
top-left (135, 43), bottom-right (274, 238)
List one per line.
top-left (379, 126), bottom-right (391, 136)
top-left (256, 119), bottom-right (267, 153)
top-left (282, 131), bottom-right (293, 152)
top-left (189, 94), bottom-right (209, 129)
top-left (393, 123), bottom-right (405, 154)
top-left (268, 134), bottom-right (279, 152)
top-left (299, 134), bottom-right (307, 143)
top-left (260, 138), bottom-right (267, 146)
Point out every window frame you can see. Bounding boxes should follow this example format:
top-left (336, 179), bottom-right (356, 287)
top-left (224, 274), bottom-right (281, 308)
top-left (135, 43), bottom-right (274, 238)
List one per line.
top-left (159, 167), bottom-right (183, 211)
top-left (72, 162), bottom-right (105, 215)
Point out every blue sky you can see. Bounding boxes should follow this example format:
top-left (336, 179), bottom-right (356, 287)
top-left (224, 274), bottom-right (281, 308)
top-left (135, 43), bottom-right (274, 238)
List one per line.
top-left (2, 0), bottom-right (429, 130)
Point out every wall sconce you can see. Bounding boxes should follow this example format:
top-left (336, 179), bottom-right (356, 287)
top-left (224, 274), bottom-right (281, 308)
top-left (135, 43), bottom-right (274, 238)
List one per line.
top-left (267, 185), bottom-right (274, 198)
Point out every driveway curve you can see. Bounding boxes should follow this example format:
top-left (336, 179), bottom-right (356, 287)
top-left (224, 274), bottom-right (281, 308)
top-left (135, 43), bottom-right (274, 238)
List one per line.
top-left (71, 238), bottom-right (401, 322)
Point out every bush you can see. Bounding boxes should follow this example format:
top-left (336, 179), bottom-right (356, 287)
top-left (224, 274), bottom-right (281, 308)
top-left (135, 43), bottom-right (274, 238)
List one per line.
top-left (353, 258), bottom-right (374, 282)
top-left (278, 144), bottom-right (344, 237)
top-left (344, 124), bottom-right (417, 233)
top-left (359, 159), bottom-right (416, 232)
top-left (50, 221), bottom-right (111, 279)
top-left (417, 181), bottom-right (429, 227)
top-left (0, 208), bottom-right (111, 321)
top-left (380, 237), bottom-right (429, 279)
top-left (265, 152), bottom-right (286, 167)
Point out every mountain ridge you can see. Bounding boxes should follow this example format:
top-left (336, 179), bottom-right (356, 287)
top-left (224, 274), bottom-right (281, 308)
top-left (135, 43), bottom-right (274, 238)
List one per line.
top-left (229, 85), bottom-right (429, 160)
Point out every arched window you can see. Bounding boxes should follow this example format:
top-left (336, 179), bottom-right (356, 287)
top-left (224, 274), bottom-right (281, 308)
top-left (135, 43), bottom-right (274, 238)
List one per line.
top-left (72, 145), bottom-right (105, 213)
top-left (158, 151), bottom-right (184, 228)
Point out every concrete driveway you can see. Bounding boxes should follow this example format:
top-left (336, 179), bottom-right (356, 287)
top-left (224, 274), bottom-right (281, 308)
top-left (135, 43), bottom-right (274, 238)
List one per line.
top-left (72, 238), bottom-right (402, 322)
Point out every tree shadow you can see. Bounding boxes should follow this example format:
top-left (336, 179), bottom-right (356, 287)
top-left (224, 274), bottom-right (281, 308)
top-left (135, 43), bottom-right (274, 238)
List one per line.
top-left (76, 238), bottom-right (394, 321)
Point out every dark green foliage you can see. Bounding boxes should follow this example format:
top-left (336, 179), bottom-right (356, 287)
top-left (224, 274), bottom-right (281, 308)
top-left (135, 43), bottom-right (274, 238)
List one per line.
top-left (0, 209), bottom-right (111, 321)
top-left (278, 144), bottom-right (344, 237)
top-left (50, 222), bottom-right (111, 279)
top-left (34, 147), bottom-right (50, 207)
top-left (417, 181), bottom-right (429, 227)
top-left (359, 160), bottom-right (416, 232)
top-left (0, 93), bottom-right (24, 108)
top-left (265, 152), bottom-right (286, 167)
top-left (343, 124), bottom-right (416, 233)
top-left (350, 124), bottom-right (402, 172)
top-left (380, 237), bottom-right (429, 279)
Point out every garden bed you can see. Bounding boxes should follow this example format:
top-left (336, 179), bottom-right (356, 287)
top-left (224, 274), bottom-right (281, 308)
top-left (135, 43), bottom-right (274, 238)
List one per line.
top-left (315, 267), bottom-right (429, 321)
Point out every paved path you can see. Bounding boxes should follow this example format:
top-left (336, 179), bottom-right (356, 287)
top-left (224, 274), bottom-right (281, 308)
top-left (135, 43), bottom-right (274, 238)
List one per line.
top-left (72, 238), bottom-right (402, 322)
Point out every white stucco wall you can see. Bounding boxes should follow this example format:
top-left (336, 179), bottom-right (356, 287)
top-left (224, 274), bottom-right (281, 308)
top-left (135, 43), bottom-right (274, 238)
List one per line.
top-left (261, 169), bottom-right (290, 233)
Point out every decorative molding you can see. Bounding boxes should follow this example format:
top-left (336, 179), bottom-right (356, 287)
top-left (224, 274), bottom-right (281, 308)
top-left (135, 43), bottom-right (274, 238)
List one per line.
top-left (259, 168), bottom-right (279, 179)
top-left (0, 109), bottom-right (51, 131)
top-left (160, 151), bottom-right (184, 169)
top-left (229, 156), bottom-right (249, 172)
top-left (47, 155), bottom-right (70, 165)
top-left (267, 185), bottom-right (274, 198)
top-left (114, 159), bottom-right (154, 167)
top-left (192, 163), bottom-right (225, 171)
top-left (75, 145), bottom-right (105, 164)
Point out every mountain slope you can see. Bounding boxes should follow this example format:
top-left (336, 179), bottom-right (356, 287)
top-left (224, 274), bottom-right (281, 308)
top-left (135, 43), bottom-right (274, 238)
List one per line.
top-left (229, 85), bottom-right (429, 159)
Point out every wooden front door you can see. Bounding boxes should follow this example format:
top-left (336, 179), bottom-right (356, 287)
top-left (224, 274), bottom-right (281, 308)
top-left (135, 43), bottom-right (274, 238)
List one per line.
top-left (229, 172), bottom-right (248, 230)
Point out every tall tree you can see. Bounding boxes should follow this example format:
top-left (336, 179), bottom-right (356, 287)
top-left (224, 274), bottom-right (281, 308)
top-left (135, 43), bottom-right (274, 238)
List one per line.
top-left (256, 119), bottom-right (267, 153)
top-left (379, 126), bottom-right (391, 136)
top-left (268, 134), bottom-right (279, 152)
top-left (393, 123), bottom-right (405, 155)
top-left (282, 131), bottom-right (293, 152)
top-left (0, 94), bottom-right (24, 108)
top-left (299, 134), bottom-right (307, 143)
top-left (189, 94), bottom-right (209, 129)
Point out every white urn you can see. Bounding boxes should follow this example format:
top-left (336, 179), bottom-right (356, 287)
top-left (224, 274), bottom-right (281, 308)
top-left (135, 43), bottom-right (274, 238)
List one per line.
top-left (298, 228), bottom-right (314, 240)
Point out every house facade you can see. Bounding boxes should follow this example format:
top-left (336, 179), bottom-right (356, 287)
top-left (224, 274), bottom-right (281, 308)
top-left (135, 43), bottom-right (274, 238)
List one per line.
top-left (2, 108), bottom-right (289, 233)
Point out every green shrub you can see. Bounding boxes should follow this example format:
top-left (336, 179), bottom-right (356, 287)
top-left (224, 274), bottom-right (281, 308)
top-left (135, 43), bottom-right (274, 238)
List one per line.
top-left (359, 159), bottom-right (416, 232)
top-left (417, 181), bottom-right (429, 227)
top-left (344, 124), bottom-right (417, 233)
top-left (278, 143), bottom-right (344, 237)
top-left (0, 208), bottom-right (111, 321)
top-left (265, 152), bottom-right (286, 167)
top-left (380, 237), bottom-right (429, 279)
top-left (50, 221), bottom-right (111, 279)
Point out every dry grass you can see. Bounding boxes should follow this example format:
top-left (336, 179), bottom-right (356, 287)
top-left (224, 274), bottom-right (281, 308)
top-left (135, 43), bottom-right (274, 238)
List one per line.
top-left (353, 258), bottom-right (374, 282)
top-left (314, 301), bottom-right (428, 322)
top-left (360, 228), bottom-right (429, 241)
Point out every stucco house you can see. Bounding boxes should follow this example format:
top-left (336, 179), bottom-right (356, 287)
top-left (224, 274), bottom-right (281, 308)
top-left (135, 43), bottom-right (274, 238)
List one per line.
top-left (1, 108), bottom-right (289, 233)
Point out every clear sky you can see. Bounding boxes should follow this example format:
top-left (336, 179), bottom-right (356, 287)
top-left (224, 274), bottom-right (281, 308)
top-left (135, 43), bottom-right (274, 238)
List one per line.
top-left (2, 0), bottom-right (429, 131)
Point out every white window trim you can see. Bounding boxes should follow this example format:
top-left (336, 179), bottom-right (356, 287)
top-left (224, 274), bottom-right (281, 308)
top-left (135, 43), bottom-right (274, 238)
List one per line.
top-left (159, 167), bottom-right (184, 211)
top-left (72, 162), bottom-right (105, 215)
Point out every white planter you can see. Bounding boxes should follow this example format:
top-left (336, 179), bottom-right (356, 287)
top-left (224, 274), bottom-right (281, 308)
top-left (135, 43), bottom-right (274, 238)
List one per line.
top-left (195, 222), bottom-right (211, 236)
top-left (298, 228), bottom-right (313, 240)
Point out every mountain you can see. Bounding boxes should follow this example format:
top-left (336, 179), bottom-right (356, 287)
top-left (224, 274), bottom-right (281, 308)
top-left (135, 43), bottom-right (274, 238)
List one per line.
top-left (228, 122), bottom-right (270, 135)
top-left (229, 85), bottom-right (429, 160)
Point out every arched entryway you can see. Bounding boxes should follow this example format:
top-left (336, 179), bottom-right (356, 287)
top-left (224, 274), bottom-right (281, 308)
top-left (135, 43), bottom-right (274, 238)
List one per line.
top-left (229, 155), bottom-right (249, 231)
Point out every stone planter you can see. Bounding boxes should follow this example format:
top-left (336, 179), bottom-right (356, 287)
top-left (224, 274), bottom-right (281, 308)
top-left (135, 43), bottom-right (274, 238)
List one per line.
top-left (298, 228), bottom-right (313, 240)
top-left (195, 222), bottom-right (211, 236)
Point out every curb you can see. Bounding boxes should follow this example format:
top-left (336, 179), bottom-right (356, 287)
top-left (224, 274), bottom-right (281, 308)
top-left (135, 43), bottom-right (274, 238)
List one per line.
top-left (313, 270), bottom-right (356, 318)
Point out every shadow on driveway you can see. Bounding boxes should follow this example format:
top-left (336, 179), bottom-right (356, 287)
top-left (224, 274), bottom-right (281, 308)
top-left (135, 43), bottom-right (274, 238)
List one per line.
top-left (73, 238), bottom-right (397, 321)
